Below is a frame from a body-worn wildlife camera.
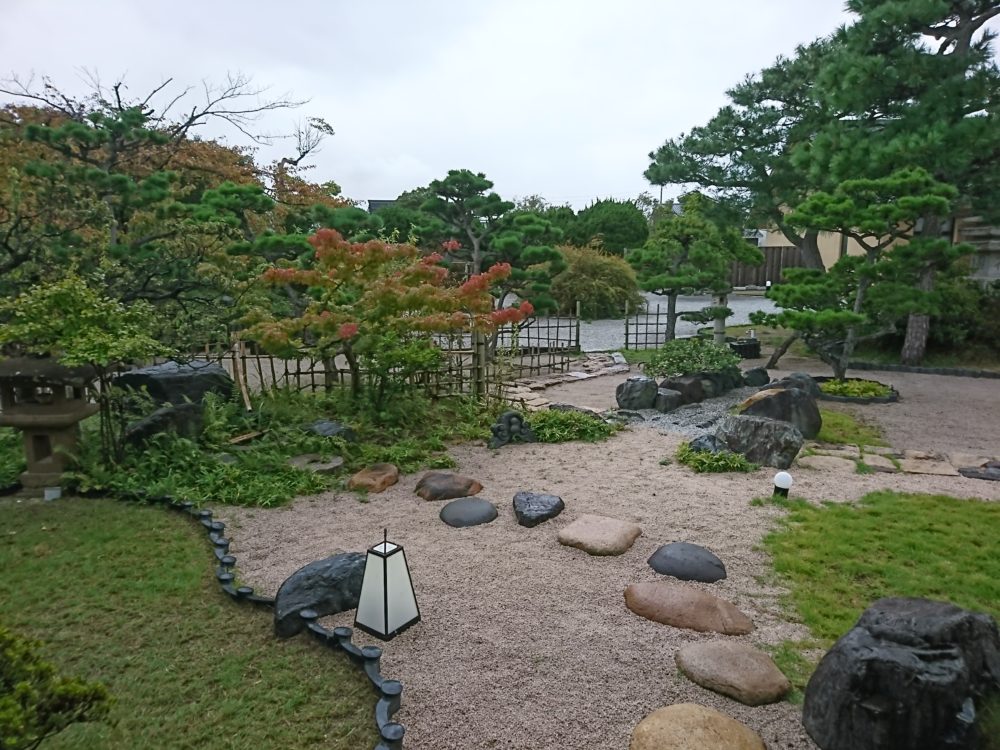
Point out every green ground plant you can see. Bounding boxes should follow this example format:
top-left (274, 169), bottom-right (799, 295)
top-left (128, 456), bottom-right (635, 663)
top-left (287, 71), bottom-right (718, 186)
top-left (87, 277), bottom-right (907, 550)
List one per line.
top-left (0, 427), bottom-right (24, 486)
top-left (642, 337), bottom-right (741, 379)
top-left (675, 442), bottom-right (758, 473)
top-left (0, 497), bottom-right (375, 749)
top-left (818, 379), bottom-right (892, 399)
top-left (815, 408), bottom-right (887, 447)
top-left (528, 409), bottom-right (620, 443)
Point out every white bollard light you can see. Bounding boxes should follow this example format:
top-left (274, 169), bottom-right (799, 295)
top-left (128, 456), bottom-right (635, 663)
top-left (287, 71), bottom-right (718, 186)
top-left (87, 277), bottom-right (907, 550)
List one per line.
top-left (773, 471), bottom-right (793, 498)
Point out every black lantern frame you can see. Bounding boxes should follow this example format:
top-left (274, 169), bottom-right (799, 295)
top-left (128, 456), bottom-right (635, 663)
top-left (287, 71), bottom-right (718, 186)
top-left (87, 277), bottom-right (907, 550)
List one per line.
top-left (354, 531), bottom-right (420, 641)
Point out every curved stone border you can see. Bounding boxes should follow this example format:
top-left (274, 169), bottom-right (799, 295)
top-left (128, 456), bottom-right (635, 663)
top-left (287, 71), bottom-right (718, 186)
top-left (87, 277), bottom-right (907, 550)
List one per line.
top-left (849, 360), bottom-right (1000, 379)
top-left (92, 490), bottom-right (407, 750)
top-left (814, 376), bottom-right (899, 404)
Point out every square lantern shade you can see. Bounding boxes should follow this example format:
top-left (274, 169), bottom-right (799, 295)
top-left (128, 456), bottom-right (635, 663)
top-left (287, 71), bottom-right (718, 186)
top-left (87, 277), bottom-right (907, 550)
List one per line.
top-left (354, 535), bottom-right (420, 641)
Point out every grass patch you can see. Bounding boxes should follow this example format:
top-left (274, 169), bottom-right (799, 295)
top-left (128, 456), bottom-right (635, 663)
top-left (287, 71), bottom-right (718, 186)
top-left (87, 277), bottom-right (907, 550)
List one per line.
top-left (675, 442), bottom-right (758, 473)
top-left (816, 408), bottom-right (887, 447)
top-left (819, 378), bottom-right (892, 399)
top-left (763, 491), bottom-right (1000, 643)
top-left (0, 497), bottom-right (376, 749)
top-left (529, 409), bottom-right (620, 443)
top-left (764, 640), bottom-right (822, 705)
top-left (1, 426), bottom-right (25, 486)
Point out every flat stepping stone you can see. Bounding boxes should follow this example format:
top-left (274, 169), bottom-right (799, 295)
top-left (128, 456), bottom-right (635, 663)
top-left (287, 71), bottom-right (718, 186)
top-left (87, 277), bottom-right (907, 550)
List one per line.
top-left (557, 514), bottom-right (641, 556)
top-left (897, 458), bottom-right (960, 476)
top-left (347, 463), bottom-right (399, 493)
top-left (676, 640), bottom-right (791, 706)
top-left (949, 452), bottom-right (993, 469)
top-left (631, 703), bottom-right (765, 750)
top-left (624, 581), bottom-right (753, 634)
top-left (512, 491), bottom-right (564, 528)
top-left (439, 497), bottom-right (497, 528)
top-left (647, 542), bottom-right (726, 583)
top-left (861, 454), bottom-right (897, 472)
top-left (287, 453), bottom-right (344, 474)
top-left (813, 446), bottom-right (860, 458)
top-left (797, 455), bottom-right (857, 471)
top-left (415, 471), bottom-right (483, 501)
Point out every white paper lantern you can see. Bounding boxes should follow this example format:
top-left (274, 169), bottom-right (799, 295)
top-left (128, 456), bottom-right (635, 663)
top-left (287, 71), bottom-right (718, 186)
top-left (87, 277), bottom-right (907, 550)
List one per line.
top-left (773, 471), bottom-right (794, 498)
top-left (354, 531), bottom-right (420, 640)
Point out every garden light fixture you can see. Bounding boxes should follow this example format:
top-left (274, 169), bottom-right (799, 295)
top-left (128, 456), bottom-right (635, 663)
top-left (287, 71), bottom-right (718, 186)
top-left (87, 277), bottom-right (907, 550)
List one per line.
top-left (773, 471), bottom-right (793, 498)
top-left (355, 529), bottom-right (420, 641)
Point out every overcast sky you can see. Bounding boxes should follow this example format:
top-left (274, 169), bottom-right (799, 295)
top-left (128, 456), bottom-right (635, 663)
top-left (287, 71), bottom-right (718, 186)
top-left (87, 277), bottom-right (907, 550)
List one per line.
top-left (2, 1), bottom-right (859, 208)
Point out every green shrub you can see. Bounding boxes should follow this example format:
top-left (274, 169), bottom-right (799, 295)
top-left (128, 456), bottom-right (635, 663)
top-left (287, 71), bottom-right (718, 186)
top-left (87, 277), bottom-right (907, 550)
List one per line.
top-left (550, 244), bottom-right (645, 319)
top-left (644, 337), bottom-right (741, 378)
top-left (528, 409), bottom-right (619, 443)
top-left (819, 379), bottom-right (892, 399)
top-left (0, 624), bottom-right (111, 750)
top-left (0, 428), bottom-right (24, 487)
top-left (676, 442), bottom-right (758, 473)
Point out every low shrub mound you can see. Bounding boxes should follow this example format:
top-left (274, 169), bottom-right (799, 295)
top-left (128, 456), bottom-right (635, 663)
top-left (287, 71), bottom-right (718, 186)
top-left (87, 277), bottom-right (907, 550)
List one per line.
top-left (644, 338), bottom-right (742, 379)
top-left (675, 442), bottom-right (759, 473)
top-left (818, 379), bottom-right (892, 399)
top-left (0, 427), bottom-right (24, 487)
top-left (529, 409), bottom-right (620, 443)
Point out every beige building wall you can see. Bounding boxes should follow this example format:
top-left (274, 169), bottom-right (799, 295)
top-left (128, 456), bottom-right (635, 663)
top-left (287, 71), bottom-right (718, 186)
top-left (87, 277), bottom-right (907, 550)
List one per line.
top-left (759, 229), bottom-right (868, 269)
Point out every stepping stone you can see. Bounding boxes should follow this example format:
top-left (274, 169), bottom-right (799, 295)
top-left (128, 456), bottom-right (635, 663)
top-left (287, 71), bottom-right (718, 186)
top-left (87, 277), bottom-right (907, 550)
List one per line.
top-left (897, 458), bottom-right (960, 476)
top-left (797, 455), bottom-right (857, 471)
top-left (864, 445), bottom-right (897, 455)
top-left (512, 491), bottom-right (564, 528)
top-left (287, 453), bottom-right (345, 474)
top-left (630, 703), bottom-right (765, 750)
top-left (647, 542), bottom-right (726, 583)
top-left (813, 446), bottom-right (861, 458)
top-left (347, 463), bottom-right (399, 493)
top-left (439, 497), bottom-right (497, 528)
top-left (676, 641), bottom-right (791, 706)
top-left (958, 464), bottom-right (1000, 481)
top-left (861, 454), bottom-right (897, 472)
top-left (415, 471), bottom-right (483, 501)
top-left (624, 582), bottom-right (753, 634)
top-left (557, 514), bottom-right (641, 556)
top-left (949, 453), bottom-right (994, 469)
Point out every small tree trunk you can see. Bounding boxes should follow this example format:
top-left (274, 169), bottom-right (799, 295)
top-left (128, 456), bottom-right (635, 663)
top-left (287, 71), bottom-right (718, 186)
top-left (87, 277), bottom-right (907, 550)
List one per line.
top-left (665, 293), bottom-right (678, 341)
top-left (342, 345), bottom-right (362, 399)
top-left (712, 293), bottom-right (727, 345)
top-left (766, 332), bottom-right (801, 369)
top-left (800, 230), bottom-right (824, 270)
top-left (900, 215), bottom-right (942, 365)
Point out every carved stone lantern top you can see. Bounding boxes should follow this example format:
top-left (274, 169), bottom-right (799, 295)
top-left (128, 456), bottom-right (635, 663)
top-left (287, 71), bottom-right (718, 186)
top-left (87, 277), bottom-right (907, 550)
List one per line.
top-left (0, 357), bottom-right (98, 429)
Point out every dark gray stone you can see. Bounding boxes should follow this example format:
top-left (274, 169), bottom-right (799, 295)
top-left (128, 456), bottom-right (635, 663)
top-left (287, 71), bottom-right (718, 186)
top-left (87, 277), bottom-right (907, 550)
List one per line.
top-left (767, 372), bottom-right (820, 399)
top-left (654, 388), bottom-right (684, 413)
top-left (803, 597), bottom-right (1000, 750)
top-left (307, 419), bottom-right (358, 442)
top-left (687, 434), bottom-right (728, 454)
top-left (699, 378), bottom-right (718, 399)
top-left (958, 466), bottom-right (1000, 481)
top-left (489, 410), bottom-right (537, 449)
top-left (439, 497), bottom-right (498, 528)
top-left (125, 402), bottom-right (204, 446)
top-left (512, 491), bottom-right (565, 527)
top-left (116, 359), bottom-right (234, 405)
top-left (716, 414), bottom-right (804, 469)
top-left (604, 409), bottom-right (646, 424)
top-left (274, 552), bottom-right (366, 638)
top-left (742, 367), bottom-right (770, 387)
top-left (658, 376), bottom-right (704, 404)
top-left (740, 386), bottom-right (823, 439)
top-left (615, 376), bottom-right (657, 410)
top-left (648, 542), bottom-right (727, 583)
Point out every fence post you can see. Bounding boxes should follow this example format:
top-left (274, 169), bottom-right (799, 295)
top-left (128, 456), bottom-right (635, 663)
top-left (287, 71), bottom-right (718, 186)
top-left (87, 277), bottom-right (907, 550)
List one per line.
top-left (473, 331), bottom-right (487, 397)
top-left (574, 301), bottom-right (581, 353)
top-left (624, 300), bottom-right (630, 350)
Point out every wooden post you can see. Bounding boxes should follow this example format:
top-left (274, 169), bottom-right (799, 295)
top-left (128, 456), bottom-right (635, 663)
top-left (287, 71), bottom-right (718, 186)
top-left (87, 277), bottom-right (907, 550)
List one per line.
top-left (624, 300), bottom-right (630, 350)
top-left (473, 331), bottom-right (487, 398)
top-left (574, 301), bottom-right (582, 353)
top-left (713, 293), bottom-right (728, 345)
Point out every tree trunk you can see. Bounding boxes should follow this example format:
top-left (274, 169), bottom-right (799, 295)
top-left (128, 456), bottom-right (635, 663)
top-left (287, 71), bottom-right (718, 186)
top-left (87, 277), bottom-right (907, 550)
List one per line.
top-left (713, 293), bottom-right (727, 345)
top-left (766, 332), bottom-right (801, 369)
top-left (800, 230), bottom-right (824, 270)
top-left (900, 215), bottom-right (942, 365)
top-left (665, 293), bottom-right (678, 341)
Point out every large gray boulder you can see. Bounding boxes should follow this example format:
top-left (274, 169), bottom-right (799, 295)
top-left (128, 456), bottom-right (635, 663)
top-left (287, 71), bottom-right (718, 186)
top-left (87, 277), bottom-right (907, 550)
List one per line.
top-left (274, 552), bottom-right (366, 638)
top-left (738, 386), bottom-right (823, 439)
top-left (803, 597), bottom-right (1000, 750)
top-left (716, 415), bottom-right (804, 469)
top-left (116, 359), bottom-right (234, 405)
top-left (616, 376), bottom-right (658, 410)
top-left (658, 376), bottom-right (704, 404)
top-left (742, 367), bottom-right (770, 387)
top-left (124, 402), bottom-right (204, 447)
top-left (512, 491), bottom-right (564, 527)
top-left (766, 371), bottom-right (820, 399)
top-left (654, 388), bottom-right (683, 413)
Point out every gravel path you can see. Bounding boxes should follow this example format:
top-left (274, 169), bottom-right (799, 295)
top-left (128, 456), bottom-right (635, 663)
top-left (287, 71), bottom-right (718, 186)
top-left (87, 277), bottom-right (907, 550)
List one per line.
top-left (218, 363), bottom-right (999, 750)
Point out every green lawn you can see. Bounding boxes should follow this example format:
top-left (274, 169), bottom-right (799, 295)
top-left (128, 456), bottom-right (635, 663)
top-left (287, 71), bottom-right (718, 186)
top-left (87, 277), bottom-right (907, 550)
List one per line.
top-left (815, 407), bottom-right (888, 447)
top-left (0, 497), bottom-right (377, 749)
top-left (760, 490), bottom-right (1000, 711)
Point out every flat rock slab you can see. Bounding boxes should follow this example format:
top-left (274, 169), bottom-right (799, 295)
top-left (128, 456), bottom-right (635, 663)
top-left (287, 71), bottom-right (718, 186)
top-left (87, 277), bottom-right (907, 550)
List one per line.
top-left (288, 453), bottom-right (344, 474)
top-left (512, 491), bottom-right (565, 527)
top-left (861, 454), bottom-right (897, 472)
top-left (676, 640), bottom-right (791, 706)
top-left (415, 471), bottom-right (483, 501)
top-left (439, 497), bottom-right (498, 528)
top-left (647, 542), bottom-right (727, 583)
top-left (348, 463), bottom-right (399, 493)
top-left (897, 458), bottom-right (960, 476)
top-left (558, 514), bottom-right (642, 556)
top-left (948, 452), bottom-right (993, 469)
top-left (797, 455), bottom-right (857, 471)
top-left (813, 446), bottom-right (861, 459)
top-left (630, 703), bottom-right (765, 750)
top-left (624, 581), bottom-right (753, 634)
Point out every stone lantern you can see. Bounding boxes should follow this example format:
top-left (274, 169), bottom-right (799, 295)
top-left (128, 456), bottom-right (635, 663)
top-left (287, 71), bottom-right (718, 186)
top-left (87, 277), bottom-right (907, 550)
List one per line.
top-left (0, 357), bottom-right (98, 489)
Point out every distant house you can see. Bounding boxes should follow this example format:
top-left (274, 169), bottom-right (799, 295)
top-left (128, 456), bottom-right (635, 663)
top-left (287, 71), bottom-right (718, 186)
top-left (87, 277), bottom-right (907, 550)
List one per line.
top-left (366, 199), bottom-right (396, 213)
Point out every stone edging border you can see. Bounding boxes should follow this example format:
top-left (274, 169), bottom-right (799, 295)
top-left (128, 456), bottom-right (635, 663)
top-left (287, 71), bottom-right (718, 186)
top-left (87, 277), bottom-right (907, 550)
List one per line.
top-left (849, 360), bottom-right (1000, 379)
top-left (53, 490), bottom-right (408, 750)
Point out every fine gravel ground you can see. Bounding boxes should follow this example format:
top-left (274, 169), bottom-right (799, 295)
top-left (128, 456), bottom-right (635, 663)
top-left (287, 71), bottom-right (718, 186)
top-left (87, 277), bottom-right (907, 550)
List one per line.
top-left (219, 362), bottom-right (1000, 750)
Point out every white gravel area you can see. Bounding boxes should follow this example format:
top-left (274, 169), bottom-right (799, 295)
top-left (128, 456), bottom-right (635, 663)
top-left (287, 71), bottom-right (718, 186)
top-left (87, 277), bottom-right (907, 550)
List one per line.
top-left (218, 362), bottom-right (1000, 750)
